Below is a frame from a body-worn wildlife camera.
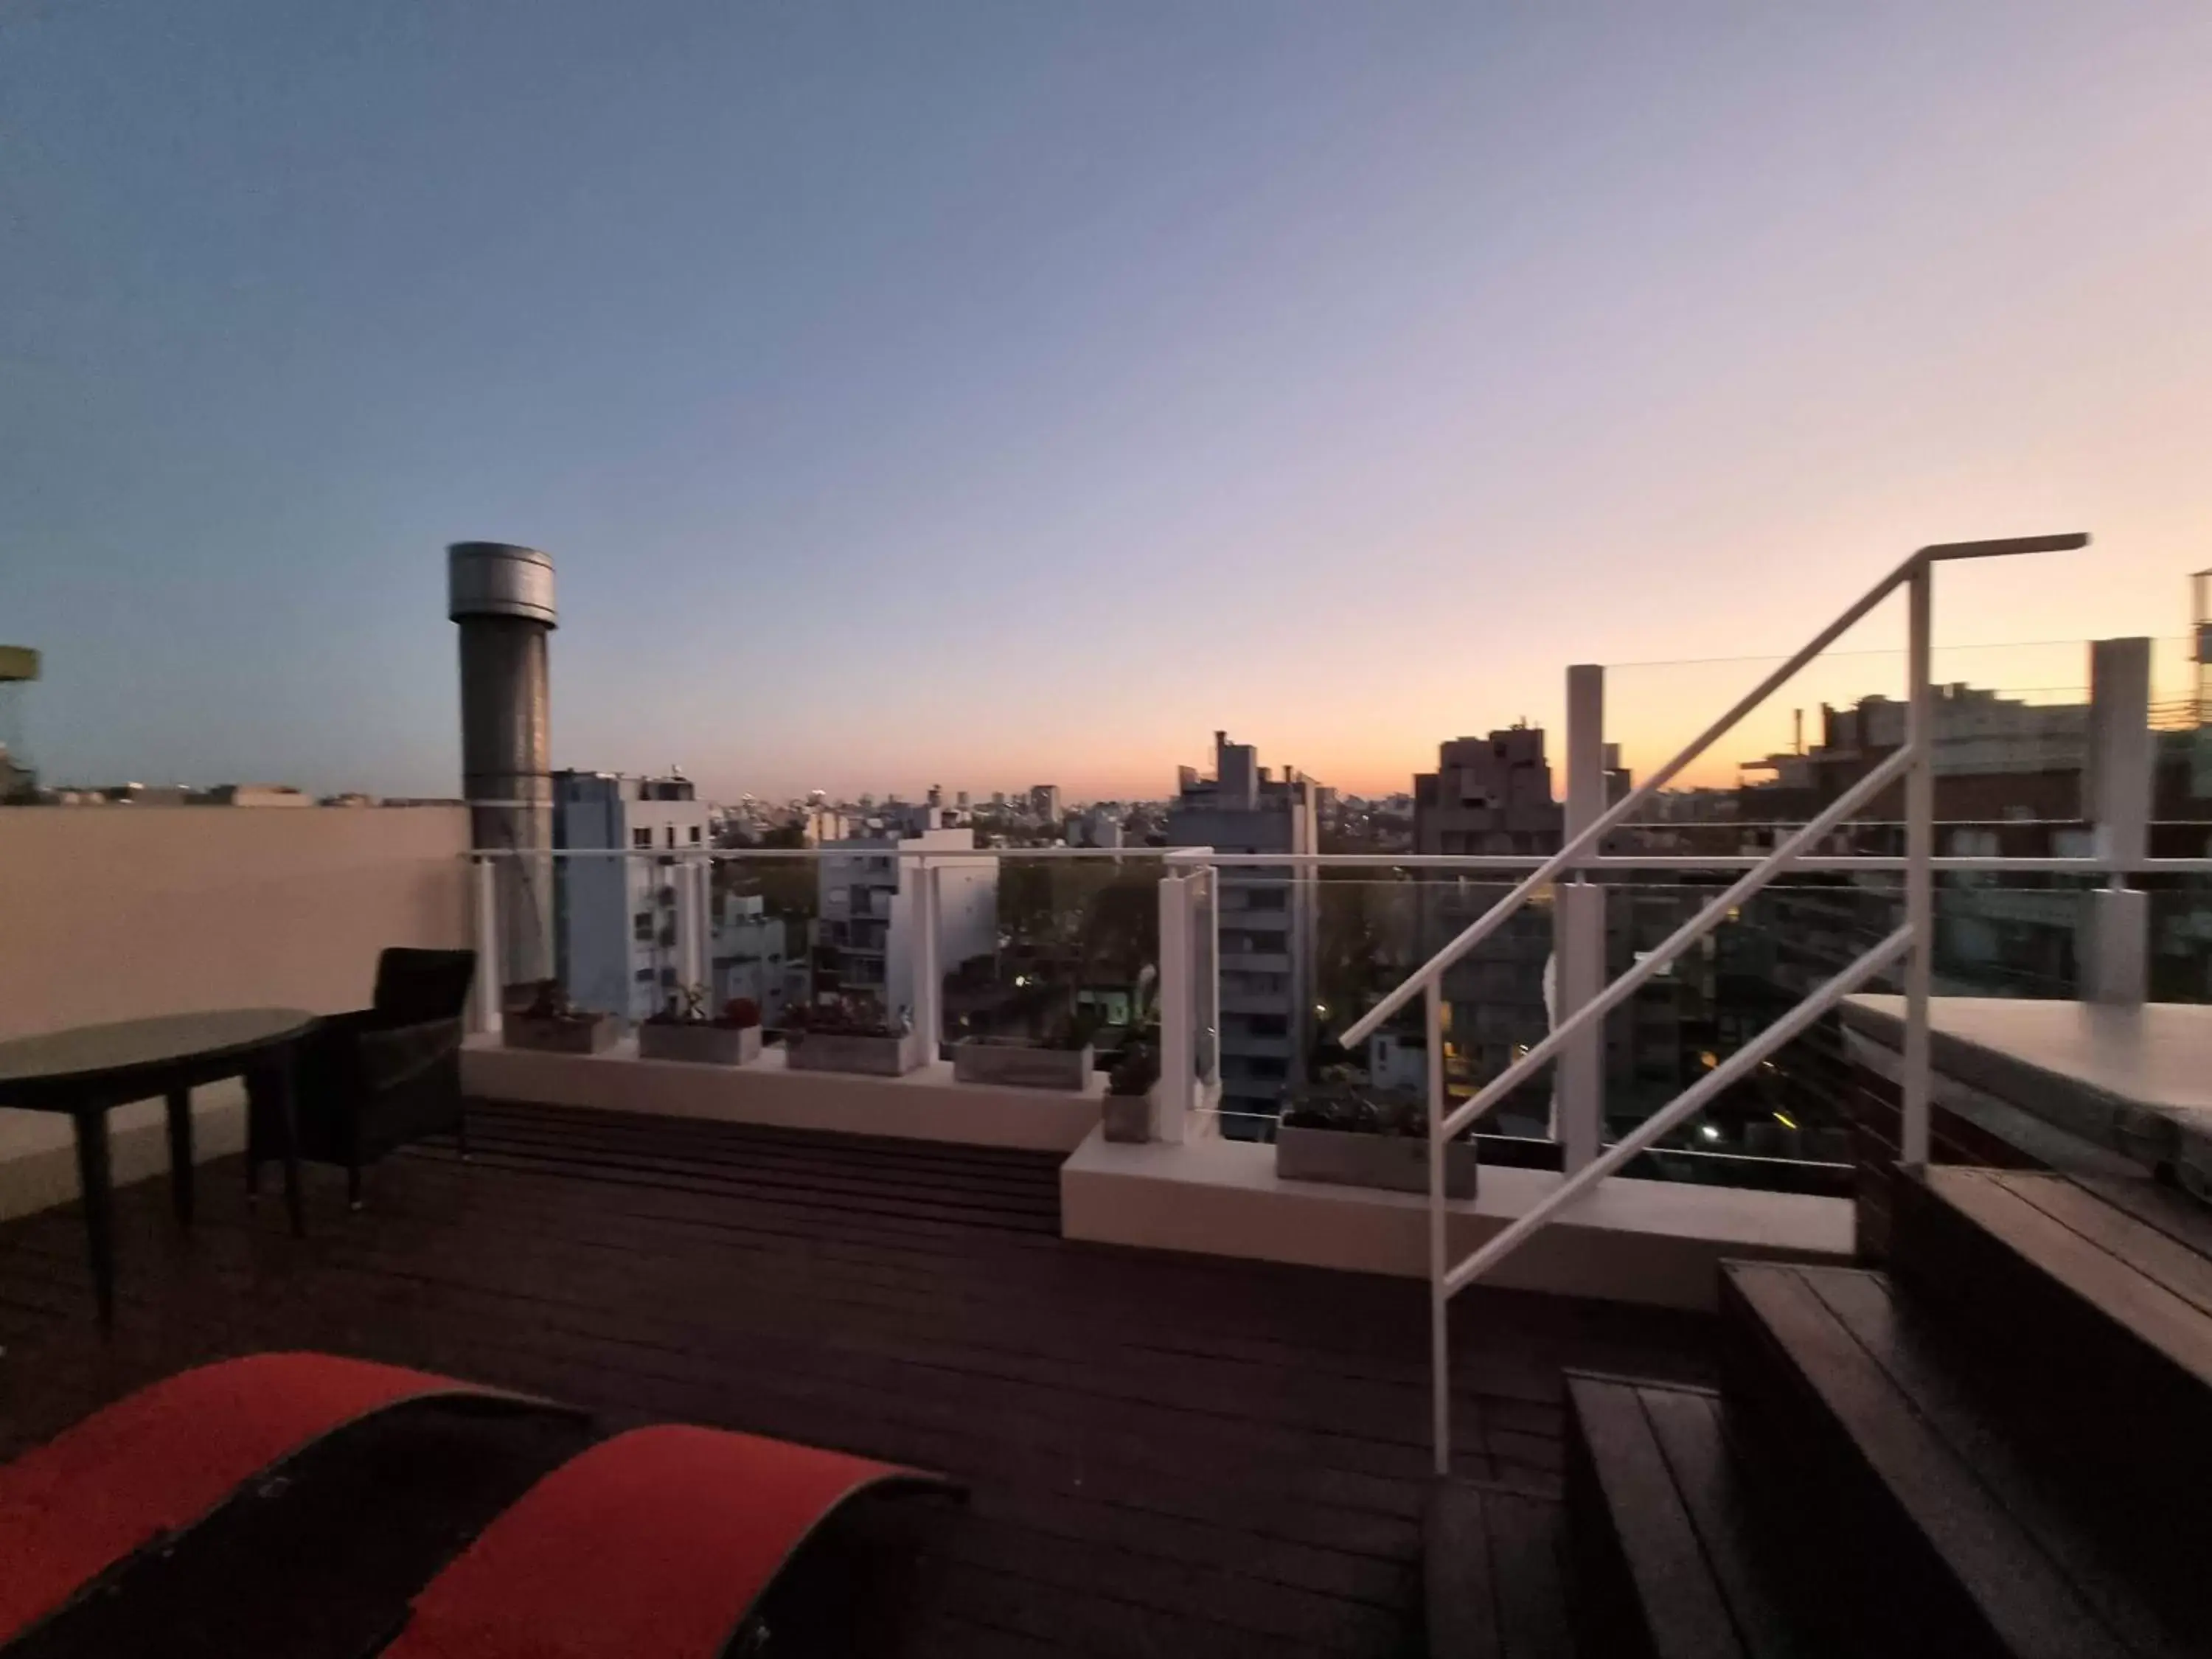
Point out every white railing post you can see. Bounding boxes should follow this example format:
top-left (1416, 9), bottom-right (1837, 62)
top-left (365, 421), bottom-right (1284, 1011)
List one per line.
top-left (673, 857), bottom-right (705, 1008)
top-left (470, 855), bottom-right (501, 1035)
top-left (913, 857), bottom-right (942, 1057)
top-left (1202, 866), bottom-right (1221, 1091)
top-left (1557, 664), bottom-right (1607, 1172)
top-left (1902, 557), bottom-right (1935, 1165)
top-left (1426, 977), bottom-right (1450, 1478)
top-left (1158, 869), bottom-right (1194, 1144)
top-left (2082, 637), bottom-right (2152, 1005)
top-left (692, 859), bottom-right (715, 1001)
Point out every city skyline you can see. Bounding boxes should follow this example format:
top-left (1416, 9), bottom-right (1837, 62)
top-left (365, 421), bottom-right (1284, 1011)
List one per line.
top-left (5, 3), bottom-right (2208, 799)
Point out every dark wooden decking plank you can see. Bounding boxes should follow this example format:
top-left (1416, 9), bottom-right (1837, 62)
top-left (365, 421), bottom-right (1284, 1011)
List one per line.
top-left (0, 1217), bottom-right (1458, 1485)
top-left (1799, 1266), bottom-right (2190, 1659)
top-left (2068, 1170), bottom-right (2212, 1261)
top-left (0, 1192), bottom-right (1576, 1520)
top-left (1423, 1480), bottom-right (1503, 1659)
top-left (1986, 1171), bottom-right (2212, 1320)
top-left (0, 1107), bottom-right (1715, 1658)
top-left (1726, 1262), bottom-right (2137, 1659)
top-left (1634, 1383), bottom-right (1797, 1658)
top-left (455, 1105), bottom-right (1072, 1196)
top-left (1566, 1373), bottom-right (1744, 1659)
top-left (1927, 1169), bottom-right (2212, 1385)
top-left (1483, 1489), bottom-right (1574, 1658)
top-left (10, 1149), bottom-right (1579, 1450)
top-left (444, 1117), bottom-right (1069, 1213)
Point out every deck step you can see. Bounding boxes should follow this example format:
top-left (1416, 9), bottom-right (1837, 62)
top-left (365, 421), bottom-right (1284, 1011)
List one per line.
top-left (1719, 1260), bottom-right (2189, 1659)
top-left (1562, 1373), bottom-right (1806, 1659)
top-left (1886, 1166), bottom-right (2212, 1633)
top-left (1423, 1478), bottom-right (1573, 1659)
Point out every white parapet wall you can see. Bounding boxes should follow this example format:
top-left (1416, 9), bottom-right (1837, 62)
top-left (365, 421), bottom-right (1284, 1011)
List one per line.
top-left (463, 1037), bottom-right (1105, 1153)
top-left (1062, 1128), bottom-right (1854, 1311)
top-left (0, 804), bottom-right (473, 1220)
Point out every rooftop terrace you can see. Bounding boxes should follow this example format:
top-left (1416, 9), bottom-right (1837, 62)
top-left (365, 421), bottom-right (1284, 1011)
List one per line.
top-left (0, 1099), bottom-right (1713, 1659)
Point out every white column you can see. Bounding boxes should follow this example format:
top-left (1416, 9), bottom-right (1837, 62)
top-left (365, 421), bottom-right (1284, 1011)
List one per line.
top-left (470, 855), bottom-right (501, 1035)
top-left (1199, 866), bottom-right (1221, 1088)
top-left (1557, 664), bottom-right (1607, 1171)
top-left (914, 859), bottom-right (942, 1057)
top-left (1426, 977), bottom-right (1450, 1477)
top-left (1902, 560), bottom-right (1934, 1165)
top-left (689, 860), bottom-right (715, 1000)
top-left (672, 858), bottom-right (705, 1011)
top-left (2081, 636), bottom-right (2152, 1006)
top-left (1158, 870), bottom-right (1194, 1144)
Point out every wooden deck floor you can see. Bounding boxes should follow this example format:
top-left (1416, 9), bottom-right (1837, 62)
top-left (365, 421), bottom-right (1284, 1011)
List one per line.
top-left (0, 1101), bottom-right (1715, 1657)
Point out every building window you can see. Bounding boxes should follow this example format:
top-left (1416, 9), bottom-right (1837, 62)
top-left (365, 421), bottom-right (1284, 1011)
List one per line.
top-left (630, 828), bottom-right (651, 849)
top-left (635, 968), bottom-right (654, 983)
top-left (689, 825), bottom-right (703, 844)
top-left (665, 826), bottom-right (677, 849)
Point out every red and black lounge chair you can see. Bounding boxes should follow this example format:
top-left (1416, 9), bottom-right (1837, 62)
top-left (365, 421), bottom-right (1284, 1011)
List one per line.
top-left (382, 1424), bottom-right (959, 1659)
top-left (0, 1352), bottom-right (587, 1653)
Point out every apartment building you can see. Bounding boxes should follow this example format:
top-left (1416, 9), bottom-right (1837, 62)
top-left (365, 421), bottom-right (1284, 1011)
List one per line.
top-left (710, 892), bottom-right (794, 1026)
top-left (552, 771), bottom-right (713, 1021)
top-left (816, 803), bottom-right (997, 1025)
top-left (1166, 731), bottom-right (1318, 1139)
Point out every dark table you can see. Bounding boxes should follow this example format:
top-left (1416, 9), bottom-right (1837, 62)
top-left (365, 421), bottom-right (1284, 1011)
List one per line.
top-left (0, 1009), bottom-right (321, 1326)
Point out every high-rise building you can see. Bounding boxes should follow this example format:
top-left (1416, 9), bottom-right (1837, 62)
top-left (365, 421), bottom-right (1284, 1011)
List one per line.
top-left (553, 771), bottom-right (713, 1020)
top-left (1166, 731), bottom-right (1318, 1139)
top-left (1028, 784), bottom-right (1063, 823)
top-left (1413, 730), bottom-right (1563, 1133)
top-left (816, 803), bottom-right (997, 1026)
top-left (1413, 728), bottom-right (1700, 1138)
top-left (711, 892), bottom-right (793, 1026)
top-left (1067, 806), bottom-right (1124, 849)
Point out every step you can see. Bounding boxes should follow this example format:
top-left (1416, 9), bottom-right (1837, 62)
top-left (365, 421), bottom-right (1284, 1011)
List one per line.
top-left (1562, 1372), bottom-right (1805, 1659)
top-left (1719, 1260), bottom-right (2188, 1659)
top-left (1886, 1166), bottom-right (2212, 1631)
top-left (1423, 1478), bottom-right (1574, 1659)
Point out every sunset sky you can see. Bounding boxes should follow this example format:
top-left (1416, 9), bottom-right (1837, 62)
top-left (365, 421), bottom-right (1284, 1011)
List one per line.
top-left (4, 3), bottom-right (2208, 801)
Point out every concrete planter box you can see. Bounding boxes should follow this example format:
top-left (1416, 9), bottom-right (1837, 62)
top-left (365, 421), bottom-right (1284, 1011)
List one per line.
top-left (953, 1040), bottom-right (1093, 1092)
top-left (1102, 1088), bottom-right (1154, 1144)
top-left (638, 1023), bottom-right (762, 1067)
top-left (1276, 1124), bottom-right (1476, 1199)
top-left (787, 1029), bottom-right (925, 1077)
top-left (502, 1012), bottom-right (622, 1055)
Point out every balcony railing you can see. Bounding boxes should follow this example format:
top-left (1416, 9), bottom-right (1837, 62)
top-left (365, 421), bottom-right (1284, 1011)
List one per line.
top-left (458, 539), bottom-right (2212, 1427)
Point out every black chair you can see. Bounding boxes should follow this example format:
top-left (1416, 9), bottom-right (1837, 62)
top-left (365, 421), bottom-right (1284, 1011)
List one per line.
top-left (248, 948), bottom-right (476, 1210)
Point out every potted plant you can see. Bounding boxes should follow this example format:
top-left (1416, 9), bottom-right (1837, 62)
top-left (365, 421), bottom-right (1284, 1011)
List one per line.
top-left (953, 1006), bottom-right (1099, 1092)
top-left (1102, 1041), bottom-right (1158, 1142)
top-left (1276, 1077), bottom-right (1476, 1198)
top-left (501, 980), bottom-right (621, 1055)
top-left (638, 987), bottom-right (763, 1066)
top-left (784, 997), bottom-right (925, 1077)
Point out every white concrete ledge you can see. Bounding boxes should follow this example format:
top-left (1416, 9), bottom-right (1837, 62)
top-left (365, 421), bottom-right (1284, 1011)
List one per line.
top-left (462, 1036), bottom-right (1103, 1152)
top-left (0, 1082), bottom-right (247, 1222)
top-left (1062, 1129), bottom-right (1853, 1310)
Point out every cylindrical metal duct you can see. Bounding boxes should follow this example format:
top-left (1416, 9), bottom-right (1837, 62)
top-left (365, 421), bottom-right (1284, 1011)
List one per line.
top-left (449, 542), bottom-right (557, 995)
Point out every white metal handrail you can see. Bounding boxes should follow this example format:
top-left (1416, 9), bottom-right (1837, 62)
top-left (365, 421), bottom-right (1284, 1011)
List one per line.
top-left (1436, 923), bottom-right (1913, 1298)
top-left (1379, 531), bottom-right (2087, 1478)
top-left (1339, 532), bottom-right (2088, 1051)
top-left (1437, 740), bottom-right (1916, 1141)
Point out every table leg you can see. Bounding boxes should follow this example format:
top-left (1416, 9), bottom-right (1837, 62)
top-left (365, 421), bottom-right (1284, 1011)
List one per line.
top-left (165, 1087), bottom-right (195, 1227)
top-left (271, 1051), bottom-right (305, 1237)
top-left (72, 1111), bottom-right (115, 1331)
